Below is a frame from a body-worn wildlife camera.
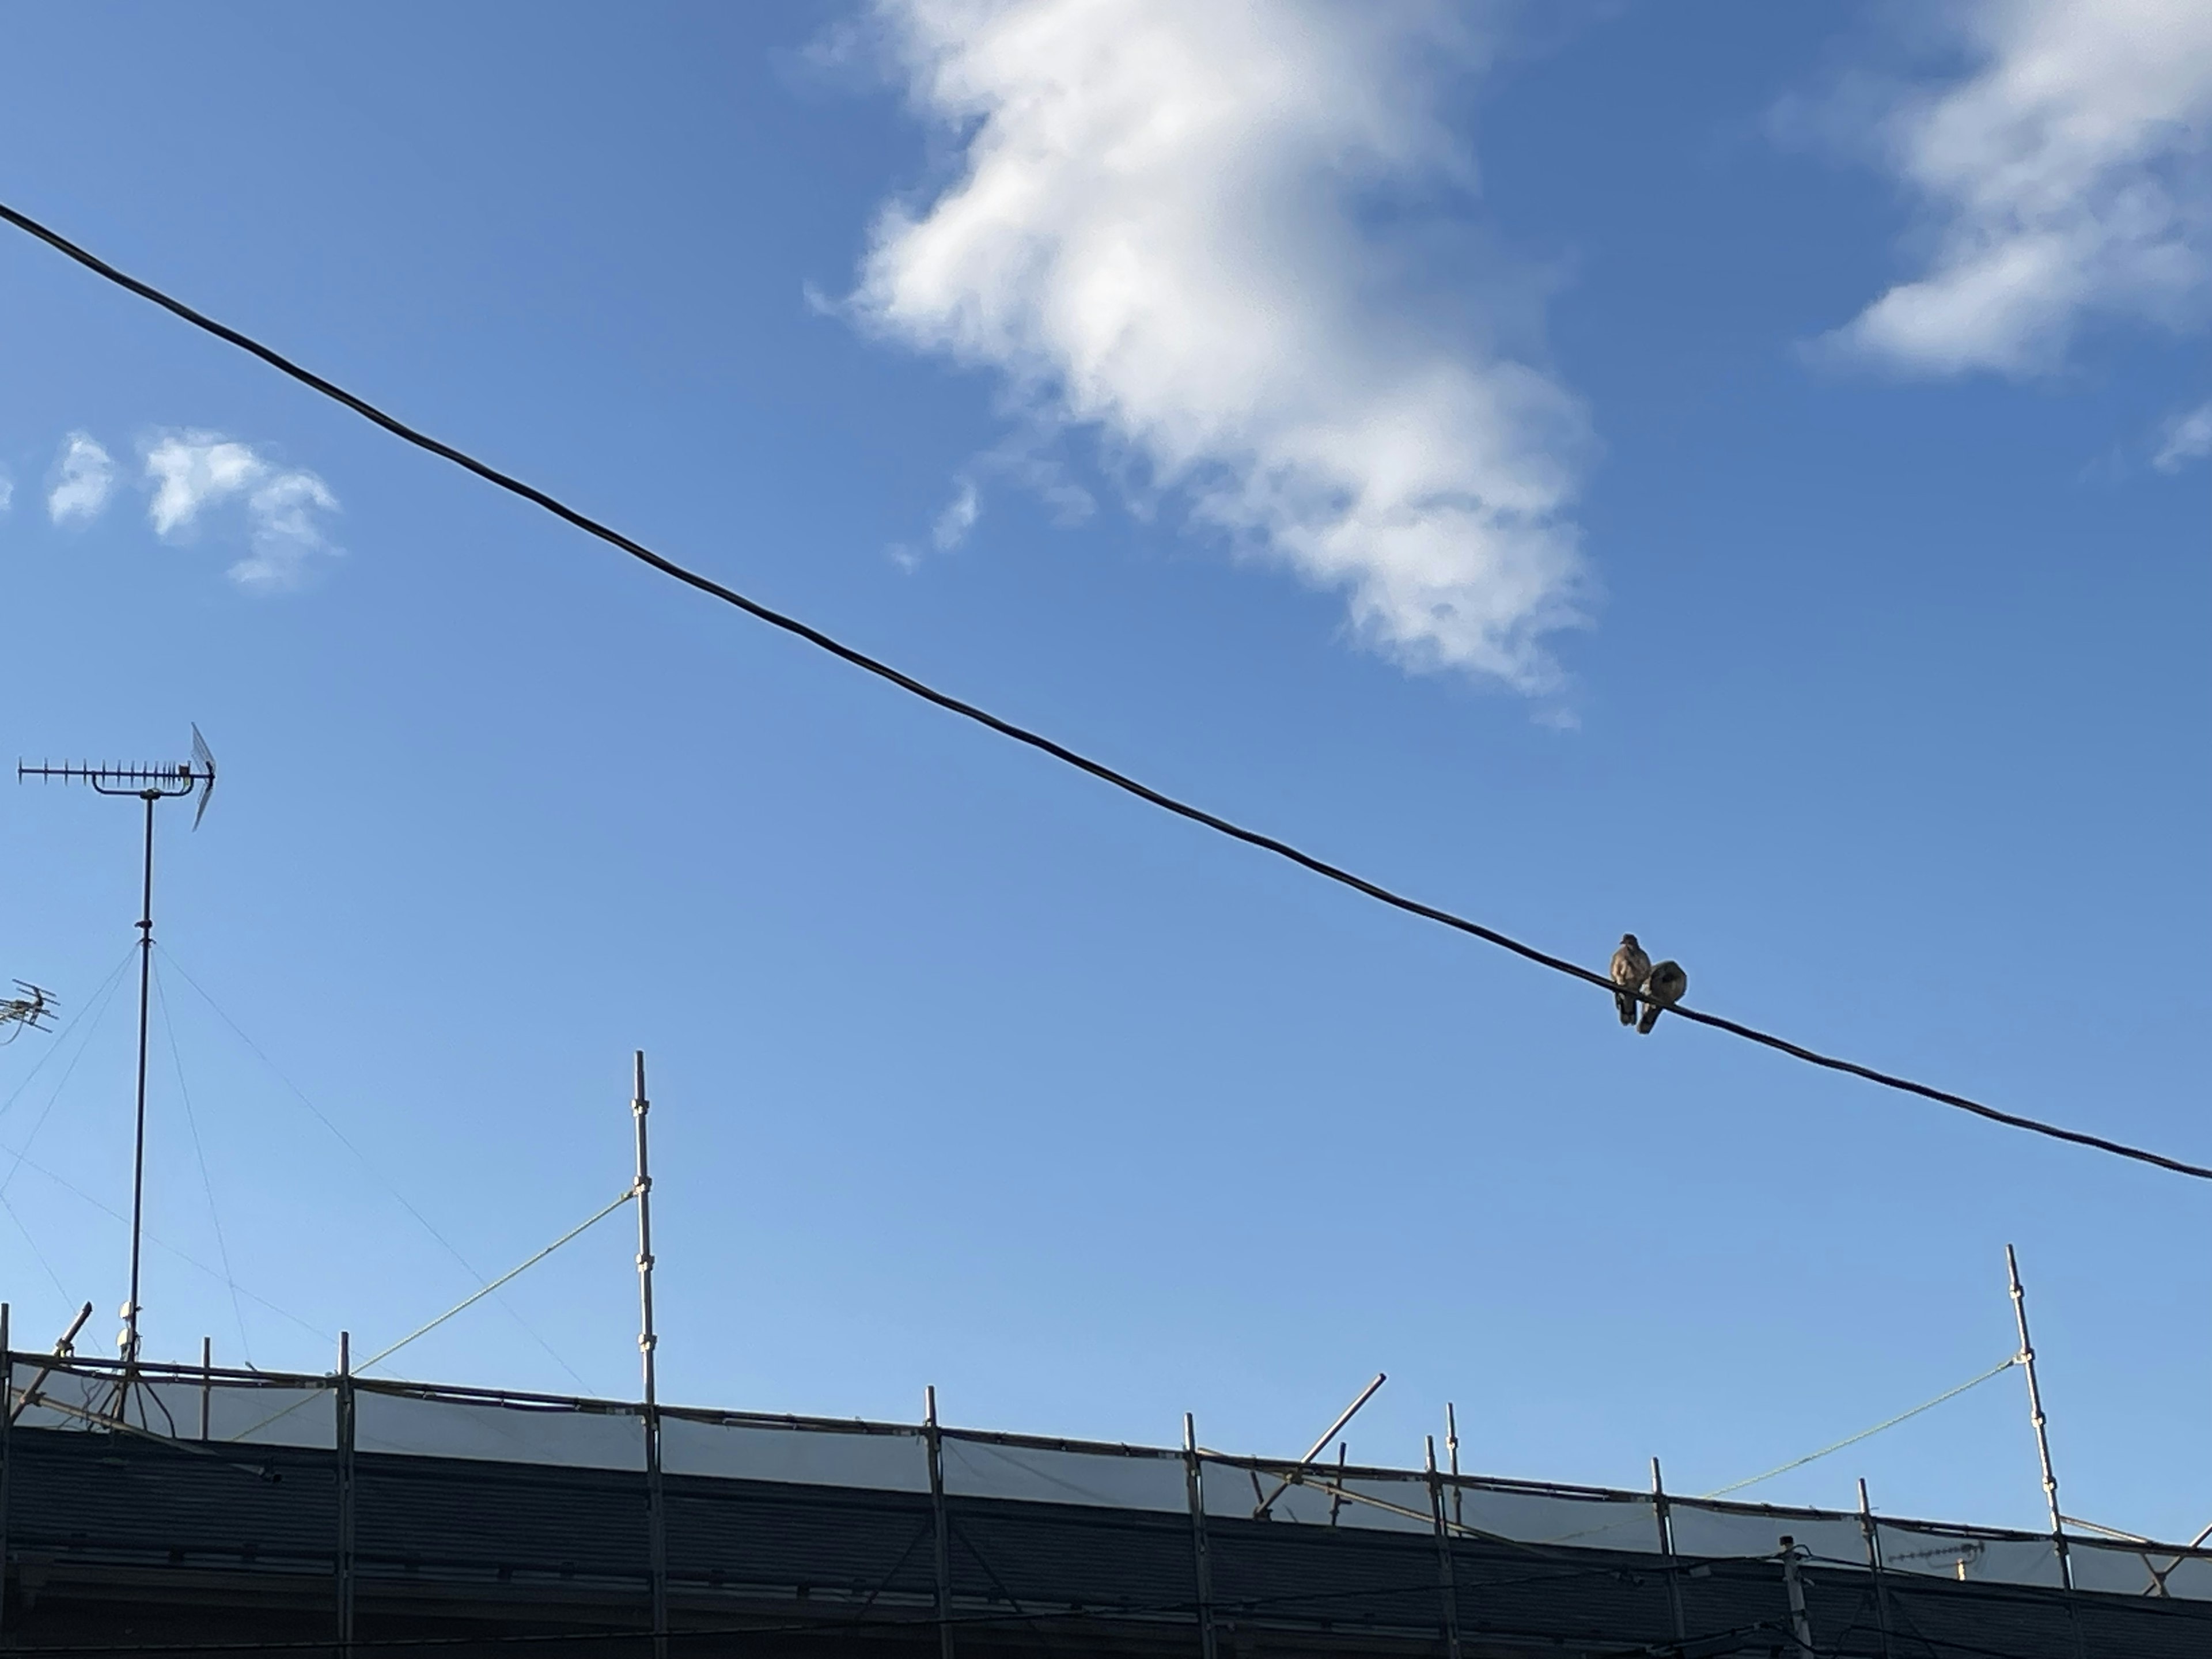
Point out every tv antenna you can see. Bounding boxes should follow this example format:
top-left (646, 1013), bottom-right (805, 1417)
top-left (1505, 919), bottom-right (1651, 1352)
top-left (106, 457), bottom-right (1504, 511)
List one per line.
top-left (0, 982), bottom-right (57, 1045)
top-left (18, 726), bottom-right (217, 1372)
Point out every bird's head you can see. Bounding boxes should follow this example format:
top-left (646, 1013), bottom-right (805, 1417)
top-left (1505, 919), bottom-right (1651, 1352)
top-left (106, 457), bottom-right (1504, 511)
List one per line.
top-left (1620, 933), bottom-right (1640, 949)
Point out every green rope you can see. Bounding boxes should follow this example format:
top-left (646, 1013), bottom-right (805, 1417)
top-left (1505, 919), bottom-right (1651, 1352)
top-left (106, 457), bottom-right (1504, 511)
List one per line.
top-left (225, 1187), bottom-right (635, 1444)
top-left (359, 1187), bottom-right (635, 1374)
top-left (1701, 1355), bottom-right (2021, 1500)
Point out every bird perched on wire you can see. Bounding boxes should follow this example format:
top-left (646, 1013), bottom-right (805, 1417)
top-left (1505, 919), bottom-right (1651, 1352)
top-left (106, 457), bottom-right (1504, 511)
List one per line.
top-left (1609, 935), bottom-right (1650, 1027)
top-left (1638, 960), bottom-right (1687, 1034)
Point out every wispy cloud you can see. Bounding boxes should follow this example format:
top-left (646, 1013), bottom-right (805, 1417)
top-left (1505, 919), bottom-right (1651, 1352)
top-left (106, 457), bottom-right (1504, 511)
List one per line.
top-left (141, 430), bottom-right (340, 589)
top-left (847, 0), bottom-right (1591, 692)
top-left (47, 431), bottom-right (115, 524)
top-left (0, 468), bottom-right (13, 514)
top-left (1815, 0), bottom-right (2212, 376)
top-left (2154, 399), bottom-right (2212, 471)
top-left (931, 476), bottom-right (980, 552)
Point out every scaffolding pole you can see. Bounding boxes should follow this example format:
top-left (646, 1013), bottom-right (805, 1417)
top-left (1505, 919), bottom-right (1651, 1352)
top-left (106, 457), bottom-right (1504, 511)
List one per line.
top-left (635, 1052), bottom-right (667, 1659)
top-left (926, 1385), bottom-right (956, 1659)
top-left (2007, 1243), bottom-right (2085, 1659)
top-left (1, 1302), bottom-right (11, 1642)
top-left (1858, 1478), bottom-right (1895, 1659)
top-left (335, 1330), bottom-right (355, 1658)
top-left (1425, 1436), bottom-right (1463, 1659)
top-left (1652, 1456), bottom-right (1687, 1642)
top-left (1183, 1414), bottom-right (1217, 1659)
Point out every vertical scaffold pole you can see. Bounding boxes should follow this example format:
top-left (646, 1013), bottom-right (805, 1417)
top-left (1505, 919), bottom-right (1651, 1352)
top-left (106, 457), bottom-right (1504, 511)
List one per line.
top-left (1858, 1478), bottom-right (1896, 1659)
top-left (2008, 1244), bottom-right (2069, 1576)
top-left (1, 1301), bottom-right (12, 1643)
top-left (199, 1336), bottom-right (212, 1441)
top-left (925, 1385), bottom-right (956, 1659)
top-left (1183, 1413), bottom-right (1217, 1659)
top-left (336, 1330), bottom-right (355, 1658)
top-left (634, 1052), bottom-right (668, 1659)
top-left (1425, 1436), bottom-right (1463, 1659)
top-left (1445, 1402), bottom-right (1463, 1529)
top-left (1652, 1456), bottom-right (1686, 1641)
top-left (2007, 1243), bottom-right (2085, 1659)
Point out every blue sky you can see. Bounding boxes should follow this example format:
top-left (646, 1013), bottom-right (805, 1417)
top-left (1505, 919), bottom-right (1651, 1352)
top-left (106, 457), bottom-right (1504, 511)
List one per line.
top-left (1, 1), bottom-right (2208, 1544)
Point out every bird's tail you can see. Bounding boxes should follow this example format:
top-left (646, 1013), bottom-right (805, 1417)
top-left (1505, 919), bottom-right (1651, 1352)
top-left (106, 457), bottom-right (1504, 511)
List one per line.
top-left (1616, 991), bottom-right (1637, 1026)
top-left (1637, 999), bottom-right (1663, 1035)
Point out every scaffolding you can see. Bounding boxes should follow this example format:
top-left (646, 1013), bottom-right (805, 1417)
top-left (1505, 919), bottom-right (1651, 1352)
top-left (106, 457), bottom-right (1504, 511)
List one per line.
top-left (9, 1342), bottom-right (2210, 1626)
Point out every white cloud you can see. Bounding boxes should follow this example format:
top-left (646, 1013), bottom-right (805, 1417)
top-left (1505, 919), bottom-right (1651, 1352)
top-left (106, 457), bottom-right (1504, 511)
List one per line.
top-left (47, 431), bottom-right (115, 524)
top-left (2155, 399), bottom-right (2212, 471)
top-left (931, 476), bottom-right (980, 551)
top-left (141, 430), bottom-right (340, 589)
top-left (0, 468), bottom-right (13, 514)
top-left (1821, 0), bottom-right (2212, 376)
top-left (848, 0), bottom-right (1590, 691)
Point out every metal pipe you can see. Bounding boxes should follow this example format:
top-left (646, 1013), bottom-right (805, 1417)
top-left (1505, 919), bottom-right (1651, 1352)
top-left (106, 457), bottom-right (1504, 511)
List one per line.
top-left (1, 1301), bottom-right (11, 1642)
top-left (199, 1336), bottom-right (211, 1441)
top-left (1252, 1372), bottom-right (1385, 1517)
top-left (1425, 1435), bottom-right (1463, 1659)
top-left (1446, 1402), bottom-right (1462, 1529)
top-left (925, 1385), bottom-right (955, 1659)
top-left (634, 1052), bottom-right (668, 1659)
top-left (2007, 1244), bottom-right (2086, 1659)
top-left (1183, 1413), bottom-right (1216, 1659)
top-left (2006, 1245), bottom-right (2071, 1586)
top-left (336, 1330), bottom-right (354, 1658)
top-left (12, 1303), bottom-right (92, 1425)
top-left (1858, 1478), bottom-right (1895, 1659)
top-left (123, 790), bottom-right (157, 1377)
top-left (1652, 1456), bottom-right (1686, 1641)
top-left (1779, 1535), bottom-right (1813, 1658)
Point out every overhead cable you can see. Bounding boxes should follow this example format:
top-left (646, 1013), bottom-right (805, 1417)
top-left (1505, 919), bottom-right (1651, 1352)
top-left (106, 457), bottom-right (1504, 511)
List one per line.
top-left (3, 199), bottom-right (2205, 1185)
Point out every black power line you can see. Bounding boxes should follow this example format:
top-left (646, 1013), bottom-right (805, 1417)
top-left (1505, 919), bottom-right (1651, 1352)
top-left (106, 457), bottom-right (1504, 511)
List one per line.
top-left (3, 198), bottom-right (2205, 1187)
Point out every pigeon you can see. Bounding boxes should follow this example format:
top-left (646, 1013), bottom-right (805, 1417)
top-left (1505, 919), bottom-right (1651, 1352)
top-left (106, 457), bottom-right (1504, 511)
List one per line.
top-left (1609, 935), bottom-right (1651, 1027)
top-left (1638, 960), bottom-right (1687, 1035)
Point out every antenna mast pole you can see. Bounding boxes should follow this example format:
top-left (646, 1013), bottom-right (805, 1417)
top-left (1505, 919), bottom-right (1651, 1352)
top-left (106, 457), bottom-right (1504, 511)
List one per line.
top-left (17, 729), bottom-right (215, 1377)
top-left (123, 789), bottom-right (157, 1369)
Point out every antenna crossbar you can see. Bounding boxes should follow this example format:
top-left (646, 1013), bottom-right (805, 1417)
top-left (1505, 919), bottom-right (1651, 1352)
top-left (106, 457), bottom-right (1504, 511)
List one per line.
top-left (20, 760), bottom-right (203, 797)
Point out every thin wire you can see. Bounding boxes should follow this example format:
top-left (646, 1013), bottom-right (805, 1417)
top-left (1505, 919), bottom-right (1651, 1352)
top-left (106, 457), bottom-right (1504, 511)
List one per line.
top-left (0, 950), bottom-right (138, 1200)
top-left (151, 959), bottom-right (253, 1365)
top-left (0, 1140), bottom-right (333, 1343)
top-left (6, 199), bottom-right (2208, 1187)
top-left (156, 946), bottom-right (592, 1388)
top-left (0, 945), bottom-right (135, 1126)
top-left (0, 1187), bottom-right (69, 1300)
top-left (1700, 1355), bottom-right (2021, 1499)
